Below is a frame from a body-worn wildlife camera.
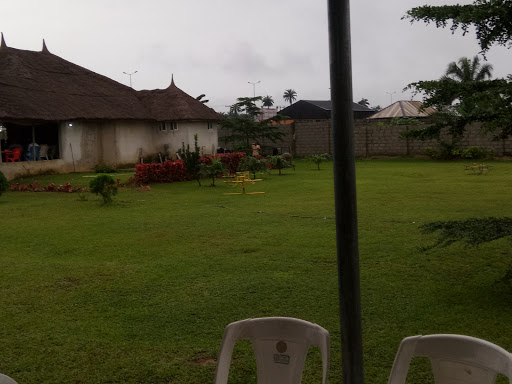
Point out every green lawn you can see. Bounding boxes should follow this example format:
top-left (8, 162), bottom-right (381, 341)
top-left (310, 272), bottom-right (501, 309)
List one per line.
top-left (1, 159), bottom-right (511, 384)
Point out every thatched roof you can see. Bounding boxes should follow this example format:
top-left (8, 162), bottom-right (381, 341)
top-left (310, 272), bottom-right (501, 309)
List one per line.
top-left (0, 35), bottom-right (222, 123)
top-left (137, 78), bottom-right (222, 121)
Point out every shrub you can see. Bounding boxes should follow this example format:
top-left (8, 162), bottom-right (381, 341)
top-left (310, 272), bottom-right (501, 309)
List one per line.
top-left (269, 153), bottom-right (294, 175)
top-left (9, 181), bottom-right (87, 193)
top-left (89, 174), bottom-right (118, 204)
top-left (94, 164), bottom-right (117, 173)
top-left (199, 157), bottom-right (227, 186)
top-left (218, 152), bottom-right (246, 174)
top-left (425, 145), bottom-right (494, 161)
top-left (0, 171), bottom-right (8, 196)
top-left (134, 160), bottom-right (190, 184)
top-left (181, 134), bottom-right (202, 186)
top-left (133, 152), bottom-right (247, 184)
top-left (238, 155), bottom-right (268, 179)
top-left (307, 153), bottom-right (331, 170)
top-left (460, 146), bottom-right (494, 160)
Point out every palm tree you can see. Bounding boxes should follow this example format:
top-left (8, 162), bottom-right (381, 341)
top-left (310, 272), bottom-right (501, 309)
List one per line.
top-left (445, 56), bottom-right (493, 82)
top-left (441, 56), bottom-right (493, 105)
top-left (283, 89), bottom-right (297, 105)
top-left (262, 95), bottom-right (274, 109)
top-left (357, 98), bottom-right (370, 107)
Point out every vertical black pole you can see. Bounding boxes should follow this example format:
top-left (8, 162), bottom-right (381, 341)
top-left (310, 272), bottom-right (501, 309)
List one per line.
top-left (327, 1), bottom-right (364, 384)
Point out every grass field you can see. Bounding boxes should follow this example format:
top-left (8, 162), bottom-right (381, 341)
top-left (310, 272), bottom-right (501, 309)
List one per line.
top-left (1, 159), bottom-right (511, 384)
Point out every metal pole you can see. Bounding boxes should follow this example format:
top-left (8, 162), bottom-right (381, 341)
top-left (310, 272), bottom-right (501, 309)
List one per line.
top-left (123, 71), bottom-right (138, 88)
top-left (248, 81), bottom-right (260, 97)
top-left (327, 1), bottom-right (364, 384)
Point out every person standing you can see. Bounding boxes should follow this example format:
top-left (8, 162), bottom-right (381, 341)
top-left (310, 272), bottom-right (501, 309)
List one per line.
top-left (251, 142), bottom-right (261, 156)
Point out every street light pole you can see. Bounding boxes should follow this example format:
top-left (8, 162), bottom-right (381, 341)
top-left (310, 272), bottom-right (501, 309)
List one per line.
top-left (248, 81), bottom-right (260, 97)
top-left (123, 71), bottom-right (138, 88)
top-left (386, 91), bottom-right (396, 104)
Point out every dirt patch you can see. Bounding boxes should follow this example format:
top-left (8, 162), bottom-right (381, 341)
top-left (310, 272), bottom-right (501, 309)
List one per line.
top-left (190, 358), bottom-right (217, 366)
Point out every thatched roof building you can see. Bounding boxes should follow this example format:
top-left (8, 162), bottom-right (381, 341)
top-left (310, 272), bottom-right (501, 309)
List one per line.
top-left (0, 34), bottom-right (222, 123)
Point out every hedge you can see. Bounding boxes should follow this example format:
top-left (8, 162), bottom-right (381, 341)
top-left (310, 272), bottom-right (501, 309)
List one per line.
top-left (134, 153), bottom-right (246, 184)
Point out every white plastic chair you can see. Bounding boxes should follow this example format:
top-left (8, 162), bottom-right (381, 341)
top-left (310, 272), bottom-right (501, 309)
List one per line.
top-left (214, 317), bottom-right (330, 384)
top-left (39, 144), bottom-right (49, 160)
top-left (388, 334), bottom-right (512, 384)
top-left (0, 373), bottom-right (18, 384)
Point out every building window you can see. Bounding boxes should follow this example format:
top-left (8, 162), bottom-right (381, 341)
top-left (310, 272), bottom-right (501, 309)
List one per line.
top-left (159, 122), bottom-right (178, 131)
top-left (207, 122), bottom-right (214, 130)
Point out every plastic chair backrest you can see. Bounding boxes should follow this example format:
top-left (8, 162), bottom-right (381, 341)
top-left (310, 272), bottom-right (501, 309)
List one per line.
top-left (0, 373), bottom-right (18, 384)
top-left (39, 144), bottom-right (49, 159)
top-left (214, 317), bottom-right (330, 384)
top-left (388, 335), bottom-right (512, 384)
top-left (7, 147), bottom-right (22, 162)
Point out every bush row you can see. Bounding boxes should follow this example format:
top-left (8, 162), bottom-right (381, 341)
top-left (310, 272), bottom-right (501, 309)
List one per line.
top-left (135, 153), bottom-right (247, 184)
top-left (10, 181), bottom-right (88, 193)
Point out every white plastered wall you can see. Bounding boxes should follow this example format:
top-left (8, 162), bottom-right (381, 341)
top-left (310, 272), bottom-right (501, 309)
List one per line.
top-left (58, 119), bottom-right (219, 169)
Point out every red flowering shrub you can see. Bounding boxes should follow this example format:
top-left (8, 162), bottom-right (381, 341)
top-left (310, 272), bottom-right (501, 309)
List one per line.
top-left (9, 182), bottom-right (88, 193)
top-left (134, 159), bottom-right (191, 184)
top-left (216, 152), bottom-right (246, 174)
top-left (134, 153), bottom-right (247, 184)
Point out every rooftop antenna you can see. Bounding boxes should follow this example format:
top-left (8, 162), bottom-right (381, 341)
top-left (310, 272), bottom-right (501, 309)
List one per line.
top-left (123, 70), bottom-right (138, 88)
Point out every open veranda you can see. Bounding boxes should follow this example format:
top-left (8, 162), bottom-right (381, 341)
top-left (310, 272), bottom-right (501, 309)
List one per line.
top-left (1, 158), bottom-right (511, 384)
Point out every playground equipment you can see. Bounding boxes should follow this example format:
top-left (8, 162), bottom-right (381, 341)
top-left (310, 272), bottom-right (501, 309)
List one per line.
top-left (224, 172), bottom-right (264, 195)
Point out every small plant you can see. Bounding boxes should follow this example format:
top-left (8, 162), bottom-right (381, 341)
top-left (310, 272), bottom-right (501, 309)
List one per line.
top-left (238, 155), bottom-right (268, 179)
top-left (94, 164), bottom-right (117, 173)
top-left (199, 157), bottom-right (227, 186)
top-left (424, 144), bottom-right (494, 161)
top-left (0, 171), bottom-right (8, 196)
top-left (307, 153), bottom-right (331, 170)
top-left (89, 174), bottom-right (118, 204)
top-left (269, 153), bottom-right (294, 175)
top-left (77, 191), bottom-right (88, 201)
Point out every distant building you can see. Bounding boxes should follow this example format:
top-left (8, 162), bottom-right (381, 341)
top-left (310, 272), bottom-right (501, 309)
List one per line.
top-left (367, 100), bottom-right (436, 120)
top-left (278, 100), bottom-right (375, 120)
top-left (0, 34), bottom-right (222, 179)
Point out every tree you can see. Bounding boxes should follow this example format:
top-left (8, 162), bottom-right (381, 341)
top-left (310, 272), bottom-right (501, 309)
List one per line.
top-left (262, 95), bottom-right (274, 109)
top-left (195, 94), bottom-right (209, 104)
top-left (404, 0), bottom-right (512, 53)
top-left (418, 217), bottom-right (512, 289)
top-left (220, 97), bottom-right (287, 148)
top-left (89, 174), bottom-right (118, 204)
top-left (402, 0), bottom-right (512, 142)
top-left (445, 56), bottom-right (493, 83)
top-left (283, 89), bottom-right (297, 105)
top-left (199, 157), bottom-right (226, 186)
top-left (181, 134), bottom-right (202, 186)
top-left (357, 98), bottom-right (370, 107)
top-left (405, 0), bottom-right (512, 291)
top-left (307, 153), bottom-right (331, 170)
top-left (238, 155), bottom-right (268, 179)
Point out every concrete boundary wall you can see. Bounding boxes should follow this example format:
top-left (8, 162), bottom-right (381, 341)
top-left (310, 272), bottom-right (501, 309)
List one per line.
top-left (279, 119), bottom-right (512, 157)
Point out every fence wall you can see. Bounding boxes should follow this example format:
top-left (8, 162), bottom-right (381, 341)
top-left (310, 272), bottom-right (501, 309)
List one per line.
top-left (289, 119), bottom-right (512, 157)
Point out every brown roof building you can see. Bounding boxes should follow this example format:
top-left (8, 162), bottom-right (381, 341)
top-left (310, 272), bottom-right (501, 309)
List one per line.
top-left (0, 34), bottom-right (222, 179)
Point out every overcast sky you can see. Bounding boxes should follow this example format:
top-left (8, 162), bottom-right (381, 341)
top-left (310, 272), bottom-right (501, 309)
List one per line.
top-left (0, 0), bottom-right (510, 113)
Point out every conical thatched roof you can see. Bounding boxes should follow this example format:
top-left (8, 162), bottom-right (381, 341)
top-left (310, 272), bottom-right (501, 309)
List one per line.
top-left (0, 36), bottom-right (222, 123)
top-left (137, 78), bottom-right (222, 121)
